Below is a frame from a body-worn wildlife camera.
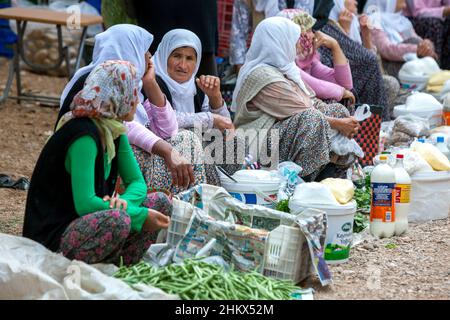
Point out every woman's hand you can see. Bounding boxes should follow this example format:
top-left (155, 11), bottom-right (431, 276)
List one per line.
top-left (338, 9), bottom-right (354, 35)
top-left (314, 31), bottom-right (339, 50)
top-left (342, 89), bottom-right (356, 105)
top-left (103, 195), bottom-right (128, 211)
top-left (417, 40), bottom-right (438, 59)
top-left (196, 75), bottom-right (223, 109)
top-left (142, 209), bottom-right (170, 233)
top-left (143, 56), bottom-right (156, 85)
top-left (333, 117), bottom-right (360, 139)
top-left (213, 114), bottom-right (234, 132)
top-left (164, 148), bottom-right (195, 189)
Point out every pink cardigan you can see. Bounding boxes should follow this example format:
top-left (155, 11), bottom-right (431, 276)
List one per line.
top-left (126, 99), bottom-right (178, 154)
top-left (405, 0), bottom-right (450, 18)
top-left (296, 53), bottom-right (353, 101)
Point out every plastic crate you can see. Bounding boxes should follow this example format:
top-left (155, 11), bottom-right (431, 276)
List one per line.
top-left (166, 198), bottom-right (194, 247)
top-left (217, 0), bottom-right (234, 57)
top-left (263, 225), bottom-right (311, 284)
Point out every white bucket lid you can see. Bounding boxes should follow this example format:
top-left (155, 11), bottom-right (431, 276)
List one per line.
top-left (291, 200), bottom-right (357, 215)
top-left (219, 169), bottom-right (281, 185)
top-left (411, 171), bottom-right (450, 182)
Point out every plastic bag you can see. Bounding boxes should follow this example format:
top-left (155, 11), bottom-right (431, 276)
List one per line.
top-left (289, 183), bottom-right (340, 212)
top-left (329, 105), bottom-right (371, 158)
top-left (387, 148), bottom-right (433, 175)
top-left (393, 114), bottom-right (430, 137)
top-left (277, 161), bottom-right (305, 201)
top-left (0, 233), bottom-right (177, 300)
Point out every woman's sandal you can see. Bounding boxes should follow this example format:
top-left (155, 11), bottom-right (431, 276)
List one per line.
top-left (0, 174), bottom-right (30, 190)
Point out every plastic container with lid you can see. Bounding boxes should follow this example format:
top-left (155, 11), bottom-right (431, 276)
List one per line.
top-left (436, 136), bottom-right (450, 160)
top-left (393, 154), bottom-right (411, 236)
top-left (370, 155), bottom-right (396, 238)
top-left (219, 169), bottom-right (281, 208)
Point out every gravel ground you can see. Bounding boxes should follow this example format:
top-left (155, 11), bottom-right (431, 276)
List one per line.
top-left (1, 58), bottom-right (449, 300)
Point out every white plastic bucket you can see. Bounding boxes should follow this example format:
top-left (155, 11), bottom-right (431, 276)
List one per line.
top-left (409, 171), bottom-right (450, 223)
top-left (291, 200), bottom-right (357, 264)
top-left (398, 74), bottom-right (428, 91)
top-left (219, 170), bottom-right (281, 208)
top-left (393, 104), bottom-right (443, 129)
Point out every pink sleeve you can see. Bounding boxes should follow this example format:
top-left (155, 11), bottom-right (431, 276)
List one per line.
top-left (300, 68), bottom-right (345, 101)
top-left (407, 0), bottom-right (445, 18)
top-left (144, 99), bottom-right (178, 139)
top-left (126, 120), bottom-right (162, 154)
top-left (309, 56), bottom-right (353, 90)
top-left (371, 29), bottom-right (418, 62)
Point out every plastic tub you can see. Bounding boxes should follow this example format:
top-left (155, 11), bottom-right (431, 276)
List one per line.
top-left (219, 170), bottom-right (281, 208)
top-left (409, 171), bottom-right (450, 223)
top-left (398, 74), bottom-right (429, 91)
top-left (290, 200), bottom-right (357, 264)
top-left (393, 104), bottom-right (443, 129)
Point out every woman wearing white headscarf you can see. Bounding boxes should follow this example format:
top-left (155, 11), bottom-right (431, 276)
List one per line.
top-left (364, 0), bottom-right (438, 62)
top-left (233, 17), bottom-right (360, 180)
top-left (133, 29), bottom-right (243, 186)
top-left (58, 24), bottom-right (205, 195)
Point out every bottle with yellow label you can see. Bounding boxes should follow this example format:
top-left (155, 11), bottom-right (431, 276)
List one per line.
top-left (393, 154), bottom-right (411, 236)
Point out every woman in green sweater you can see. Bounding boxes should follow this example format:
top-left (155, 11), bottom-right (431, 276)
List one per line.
top-left (23, 60), bottom-right (171, 266)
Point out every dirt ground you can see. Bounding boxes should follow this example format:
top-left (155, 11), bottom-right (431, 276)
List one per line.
top-left (1, 58), bottom-right (449, 300)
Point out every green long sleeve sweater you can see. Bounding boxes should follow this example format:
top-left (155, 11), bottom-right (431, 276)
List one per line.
top-left (65, 134), bottom-right (148, 232)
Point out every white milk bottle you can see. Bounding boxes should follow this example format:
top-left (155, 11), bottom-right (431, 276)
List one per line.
top-left (393, 154), bottom-right (411, 236)
top-left (436, 136), bottom-right (450, 160)
top-left (370, 155), bottom-right (396, 238)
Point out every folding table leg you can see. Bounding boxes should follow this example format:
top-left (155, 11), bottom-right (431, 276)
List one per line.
top-left (0, 58), bottom-right (15, 105)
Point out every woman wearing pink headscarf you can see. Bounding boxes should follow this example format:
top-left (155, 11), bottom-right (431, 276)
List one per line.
top-left (278, 8), bottom-right (356, 103)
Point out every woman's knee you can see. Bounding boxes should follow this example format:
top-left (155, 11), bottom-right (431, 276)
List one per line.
top-left (143, 192), bottom-right (173, 217)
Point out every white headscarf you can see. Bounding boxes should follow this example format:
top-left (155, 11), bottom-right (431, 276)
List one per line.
top-left (364, 0), bottom-right (415, 44)
top-left (152, 29), bottom-right (202, 114)
top-left (60, 24), bottom-right (154, 125)
top-left (292, 0), bottom-right (315, 15)
top-left (231, 16), bottom-right (308, 112)
top-left (329, 0), bottom-right (362, 44)
top-left (253, 0), bottom-right (280, 17)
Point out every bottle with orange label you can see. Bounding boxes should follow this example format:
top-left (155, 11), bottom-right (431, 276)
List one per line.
top-left (393, 154), bottom-right (411, 236)
top-left (370, 155), bottom-right (396, 238)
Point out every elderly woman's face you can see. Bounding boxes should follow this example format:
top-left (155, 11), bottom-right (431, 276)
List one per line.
top-left (167, 46), bottom-right (197, 84)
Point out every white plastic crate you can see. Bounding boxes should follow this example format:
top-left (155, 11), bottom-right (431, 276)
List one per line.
top-left (263, 225), bottom-right (311, 284)
top-left (167, 199), bottom-right (194, 247)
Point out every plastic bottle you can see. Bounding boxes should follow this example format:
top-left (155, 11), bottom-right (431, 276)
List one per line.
top-left (370, 155), bottom-right (396, 238)
top-left (393, 154), bottom-right (411, 236)
top-left (435, 136), bottom-right (450, 160)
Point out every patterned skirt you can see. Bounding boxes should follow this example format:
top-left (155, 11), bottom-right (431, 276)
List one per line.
top-left (132, 130), bottom-right (206, 195)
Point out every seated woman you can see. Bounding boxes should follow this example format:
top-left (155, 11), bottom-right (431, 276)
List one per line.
top-left (23, 61), bottom-right (171, 266)
top-left (278, 8), bottom-right (356, 104)
top-left (313, 0), bottom-right (391, 120)
top-left (138, 28), bottom-right (243, 185)
top-left (404, 0), bottom-right (450, 69)
top-left (364, 0), bottom-right (439, 76)
top-left (232, 17), bottom-right (360, 181)
top-left (58, 24), bottom-right (204, 195)
top-left (330, 0), bottom-right (408, 118)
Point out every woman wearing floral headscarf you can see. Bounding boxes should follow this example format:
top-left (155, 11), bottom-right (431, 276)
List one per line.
top-left (278, 8), bottom-right (355, 103)
top-left (23, 61), bottom-right (171, 266)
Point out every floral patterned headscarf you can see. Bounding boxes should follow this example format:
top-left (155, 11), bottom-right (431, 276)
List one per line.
top-left (56, 60), bottom-right (138, 163)
top-left (278, 9), bottom-right (317, 61)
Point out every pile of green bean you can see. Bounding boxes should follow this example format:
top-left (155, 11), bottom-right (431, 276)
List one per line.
top-left (114, 259), bottom-right (301, 300)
